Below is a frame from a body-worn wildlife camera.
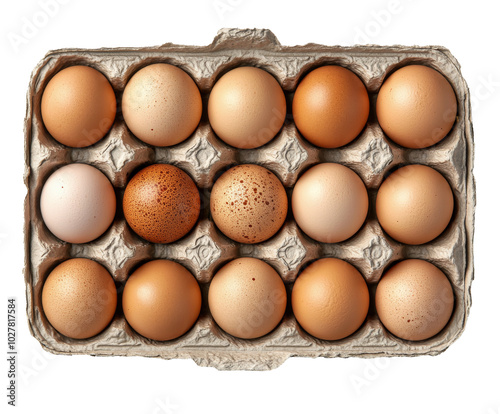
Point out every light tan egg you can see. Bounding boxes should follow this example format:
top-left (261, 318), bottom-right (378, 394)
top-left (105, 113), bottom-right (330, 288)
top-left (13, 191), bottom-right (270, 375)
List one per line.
top-left (122, 260), bottom-right (201, 341)
top-left (292, 163), bottom-right (368, 243)
top-left (208, 257), bottom-right (287, 339)
top-left (42, 258), bottom-right (117, 339)
top-left (376, 259), bottom-right (454, 341)
top-left (210, 164), bottom-right (288, 244)
top-left (292, 258), bottom-right (369, 341)
top-left (122, 63), bottom-right (202, 147)
top-left (376, 65), bottom-right (457, 148)
top-left (208, 66), bottom-right (286, 149)
top-left (376, 164), bottom-right (454, 245)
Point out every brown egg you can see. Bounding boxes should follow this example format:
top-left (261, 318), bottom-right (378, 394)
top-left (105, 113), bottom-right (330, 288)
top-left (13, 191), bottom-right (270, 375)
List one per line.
top-left (123, 164), bottom-right (200, 243)
top-left (376, 65), bottom-right (457, 148)
top-left (376, 164), bottom-right (454, 245)
top-left (376, 259), bottom-right (454, 341)
top-left (41, 65), bottom-right (116, 148)
top-left (122, 63), bottom-right (202, 147)
top-left (292, 163), bottom-right (368, 243)
top-left (210, 164), bottom-right (288, 244)
top-left (208, 66), bottom-right (286, 149)
top-left (41, 258), bottom-right (117, 339)
top-left (292, 258), bottom-right (369, 341)
top-left (292, 66), bottom-right (369, 148)
top-left (208, 258), bottom-right (287, 339)
top-left (122, 260), bottom-right (201, 341)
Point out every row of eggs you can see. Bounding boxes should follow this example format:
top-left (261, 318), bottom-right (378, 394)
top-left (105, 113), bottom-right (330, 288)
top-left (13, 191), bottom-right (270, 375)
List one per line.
top-left (42, 256), bottom-right (454, 343)
top-left (40, 63), bottom-right (457, 150)
top-left (40, 161), bottom-right (454, 247)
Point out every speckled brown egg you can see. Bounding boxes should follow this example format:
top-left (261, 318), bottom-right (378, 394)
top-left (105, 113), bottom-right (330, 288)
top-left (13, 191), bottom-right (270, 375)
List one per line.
top-left (376, 259), bottom-right (454, 341)
top-left (41, 258), bottom-right (117, 339)
top-left (293, 65), bottom-right (369, 148)
top-left (122, 260), bottom-right (201, 341)
top-left (292, 258), bottom-right (369, 341)
top-left (376, 65), bottom-right (457, 148)
top-left (210, 164), bottom-right (288, 244)
top-left (41, 65), bottom-right (116, 148)
top-left (208, 257), bottom-right (287, 339)
top-left (123, 164), bottom-right (200, 243)
top-left (376, 164), bottom-right (454, 245)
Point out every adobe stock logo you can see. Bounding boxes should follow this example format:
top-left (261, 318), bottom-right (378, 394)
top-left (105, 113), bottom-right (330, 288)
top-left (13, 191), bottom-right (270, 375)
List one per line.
top-left (7, 0), bottom-right (72, 53)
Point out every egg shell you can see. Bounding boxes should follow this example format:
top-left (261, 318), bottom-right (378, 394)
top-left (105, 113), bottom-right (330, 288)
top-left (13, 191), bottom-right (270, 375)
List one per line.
top-left (376, 64), bottom-right (457, 148)
top-left (208, 257), bottom-right (287, 339)
top-left (41, 65), bottom-right (116, 148)
top-left (122, 260), bottom-right (202, 341)
top-left (122, 63), bottom-right (202, 147)
top-left (376, 164), bottom-right (454, 245)
top-left (42, 258), bottom-right (117, 339)
top-left (292, 65), bottom-right (369, 148)
top-left (123, 164), bottom-right (200, 244)
top-left (375, 259), bottom-right (455, 341)
top-left (210, 164), bottom-right (288, 244)
top-left (208, 66), bottom-right (286, 149)
top-left (292, 163), bottom-right (368, 243)
top-left (40, 163), bottom-right (116, 244)
top-left (292, 258), bottom-right (369, 341)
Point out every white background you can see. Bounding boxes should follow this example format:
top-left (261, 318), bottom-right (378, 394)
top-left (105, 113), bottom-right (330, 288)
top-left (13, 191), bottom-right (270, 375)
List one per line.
top-left (1, 0), bottom-right (498, 413)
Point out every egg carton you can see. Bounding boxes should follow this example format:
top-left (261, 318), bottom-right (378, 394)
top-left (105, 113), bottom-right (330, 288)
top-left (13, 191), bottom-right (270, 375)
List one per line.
top-left (24, 28), bottom-right (475, 370)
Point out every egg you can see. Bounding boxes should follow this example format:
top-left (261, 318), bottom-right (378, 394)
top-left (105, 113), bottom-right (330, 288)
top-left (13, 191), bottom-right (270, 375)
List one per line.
top-left (41, 65), bottom-right (116, 148)
top-left (376, 259), bottom-right (454, 341)
top-left (292, 65), bottom-right (369, 148)
top-left (122, 260), bottom-right (201, 341)
top-left (123, 164), bottom-right (200, 244)
top-left (122, 63), bottom-right (202, 147)
top-left (208, 257), bottom-right (287, 339)
top-left (292, 258), bottom-right (369, 341)
top-left (208, 66), bottom-right (286, 149)
top-left (40, 163), bottom-right (116, 244)
top-left (210, 164), bottom-right (288, 244)
top-left (292, 163), bottom-right (368, 243)
top-left (376, 65), bottom-right (457, 148)
top-left (376, 164), bottom-right (454, 245)
top-left (42, 258), bottom-right (117, 339)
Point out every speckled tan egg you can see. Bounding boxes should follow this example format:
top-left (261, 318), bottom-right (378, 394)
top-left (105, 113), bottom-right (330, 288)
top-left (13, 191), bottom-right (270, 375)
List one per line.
top-left (376, 164), bottom-right (454, 245)
top-left (292, 163), bottom-right (368, 243)
top-left (208, 66), bottom-right (286, 149)
top-left (42, 258), bottom-right (117, 339)
top-left (122, 260), bottom-right (201, 341)
top-left (292, 258), bottom-right (369, 341)
top-left (210, 164), bottom-right (288, 244)
top-left (208, 257), bottom-right (287, 339)
top-left (376, 259), bottom-right (454, 341)
top-left (122, 63), bottom-right (202, 146)
top-left (41, 65), bottom-right (116, 148)
top-left (376, 65), bottom-right (457, 148)
top-left (123, 164), bottom-right (200, 243)
top-left (292, 65), bottom-right (369, 148)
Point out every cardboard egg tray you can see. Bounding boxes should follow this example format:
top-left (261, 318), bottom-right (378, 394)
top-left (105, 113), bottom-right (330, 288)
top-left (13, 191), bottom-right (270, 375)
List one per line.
top-left (24, 28), bottom-right (475, 370)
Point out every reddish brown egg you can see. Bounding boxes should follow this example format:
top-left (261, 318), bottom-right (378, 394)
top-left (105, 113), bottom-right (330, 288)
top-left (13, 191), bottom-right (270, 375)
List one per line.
top-left (210, 164), bottom-right (288, 244)
top-left (122, 260), bottom-right (202, 341)
top-left (123, 164), bottom-right (200, 243)
top-left (42, 258), bottom-right (117, 339)
top-left (292, 66), bottom-right (369, 148)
